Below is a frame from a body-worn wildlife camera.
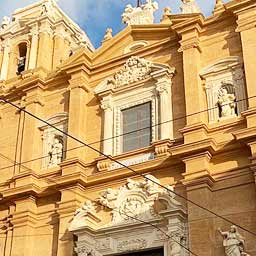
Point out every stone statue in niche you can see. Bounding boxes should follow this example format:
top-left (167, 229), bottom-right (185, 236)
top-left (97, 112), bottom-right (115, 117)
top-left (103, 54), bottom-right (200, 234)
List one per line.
top-left (48, 136), bottom-right (63, 167)
top-left (217, 88), bottom-right (236, 119)
top-left (218, 226), bottom-right (250, 256)
top-left (180, 0), bottom-right (201, 14)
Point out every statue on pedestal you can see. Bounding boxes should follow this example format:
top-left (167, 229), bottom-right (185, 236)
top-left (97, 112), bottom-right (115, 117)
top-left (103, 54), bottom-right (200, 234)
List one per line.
top-left (218, 226), bottom-right (250, 256)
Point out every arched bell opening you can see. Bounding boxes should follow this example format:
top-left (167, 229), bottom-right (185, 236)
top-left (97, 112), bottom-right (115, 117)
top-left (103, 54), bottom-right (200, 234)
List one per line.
top-left (16, 42), bottom-right (28, 75)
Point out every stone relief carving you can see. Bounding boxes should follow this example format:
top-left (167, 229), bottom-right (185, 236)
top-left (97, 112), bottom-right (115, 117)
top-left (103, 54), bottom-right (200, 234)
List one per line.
top-left (122, 0), bottom-right (158, 25)
top-left (180, 0), bottom-right (201, 14)
top-left (218, 226), bottom-right (250, 256)
top-left (71, 175), bottom-right (187, 256)
top-left (168, 230), bottom-right (187, 256)
top-left (113, 56), bottom-right (153, 88)
top-left (217, 87), bottom-right (236, 119)
top-left (98, 175), bottom-right (180, 226)
top-left (117, 239), bottom-right (147, 252)
top-left (76, 245), bottom-right (102, 256)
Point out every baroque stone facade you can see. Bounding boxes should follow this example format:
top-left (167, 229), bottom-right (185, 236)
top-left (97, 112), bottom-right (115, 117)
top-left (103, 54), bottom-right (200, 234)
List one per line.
top-left (0, 0), bottom-right (256, 256)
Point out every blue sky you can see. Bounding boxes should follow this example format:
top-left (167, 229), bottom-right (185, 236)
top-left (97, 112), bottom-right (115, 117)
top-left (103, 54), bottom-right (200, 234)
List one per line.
top-left (0, 0), bottom-right (229, 48)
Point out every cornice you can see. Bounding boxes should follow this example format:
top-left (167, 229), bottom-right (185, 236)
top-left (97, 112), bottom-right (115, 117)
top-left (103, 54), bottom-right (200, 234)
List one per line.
top-left (170, 138), bottom-right (218, 157)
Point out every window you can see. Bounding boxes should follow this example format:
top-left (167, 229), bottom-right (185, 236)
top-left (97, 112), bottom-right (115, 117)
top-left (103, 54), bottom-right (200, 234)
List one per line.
top-left (122, 102), bottom-right (152, 152)
top-left (95, 56), bottom-right (175, 156)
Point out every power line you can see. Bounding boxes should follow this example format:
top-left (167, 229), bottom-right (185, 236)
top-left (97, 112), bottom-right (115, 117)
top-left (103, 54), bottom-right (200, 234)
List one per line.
top-left (0, 95), bottom-right (254, 172)
top-left (1, 97), bottom-right (256, 237)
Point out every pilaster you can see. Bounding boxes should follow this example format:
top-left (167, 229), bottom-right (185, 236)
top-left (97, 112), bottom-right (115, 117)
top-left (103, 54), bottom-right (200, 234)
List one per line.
top-left (0, 39), bottom-right (10, 81)
top-left (57, 185), bottom-right (86, 256)
top-left (37, 20), bottom-right (54, 71)
top-left (28, 24), bottom-right (39, 70)
top-left (53, 25), bottom-right (70, 69)
top-left (11, 196), bottom-right (37, 256)
top-left (183, 176), bottom-right (215, 256)
top-left (154, 71), bottom-right (174, 141)
top-left (234, 4), bottom-right (256, 111)
top-left (66, 71), bottom-right (90, 160)
top-left (177, 23), bottom-right (208, 144)
top-left (101, 95), bottom-right (113, 156)
top-left (20, 86), bottom-right (45, 172)
top-left (182, 151), bottom-right (212, 181)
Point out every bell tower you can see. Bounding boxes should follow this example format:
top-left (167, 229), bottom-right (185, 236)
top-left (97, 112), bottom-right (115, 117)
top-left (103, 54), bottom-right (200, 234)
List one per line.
top-left (0, 0), bottom-right (94, 81)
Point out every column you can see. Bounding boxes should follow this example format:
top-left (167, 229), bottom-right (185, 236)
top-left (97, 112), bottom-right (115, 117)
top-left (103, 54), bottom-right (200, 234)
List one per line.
top-left (101, 96), bottom-right (113, 155)
top-left (28, 25), bottom-right (39, 70)
top-left (155, 73), bottom-right (174, 140)
top-left (0, 39), bottom-right (10, 80)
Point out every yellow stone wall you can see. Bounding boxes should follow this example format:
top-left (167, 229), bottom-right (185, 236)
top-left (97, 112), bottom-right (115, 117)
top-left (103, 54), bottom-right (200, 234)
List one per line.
top-left (0, 0), bottom-right (256, 256)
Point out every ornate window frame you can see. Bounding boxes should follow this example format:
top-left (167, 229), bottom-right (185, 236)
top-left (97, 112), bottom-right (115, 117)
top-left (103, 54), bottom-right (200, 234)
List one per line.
top-left (38, 112), bottom-right (68, 169)
top-left (200, 56), bottom-right (247, 123)
top-left (69, 175), bottom-right (188, 256)
top-left (94, 56), bottom-right (175, 156)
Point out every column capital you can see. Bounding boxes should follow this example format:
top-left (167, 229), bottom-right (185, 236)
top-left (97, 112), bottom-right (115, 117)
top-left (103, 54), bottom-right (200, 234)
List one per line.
top-left (178, 37), bottom-right (202, 53)
top-left (100, 97), bottom-right (113, 111)
top-left (68, 71), bottom-right (91, 92)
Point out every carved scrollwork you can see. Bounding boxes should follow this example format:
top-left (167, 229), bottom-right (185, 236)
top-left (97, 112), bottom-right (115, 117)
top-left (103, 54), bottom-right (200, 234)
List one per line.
top-left (76, 245), bottom-right (101, 256)
top-left (97, 174), bottom-right (180, 226)
top-left (113, 56), bottom-right (153, 88)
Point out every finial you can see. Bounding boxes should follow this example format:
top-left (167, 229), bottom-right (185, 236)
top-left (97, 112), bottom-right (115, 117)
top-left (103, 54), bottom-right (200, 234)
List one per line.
top-left (180, 0), bottom-right (201, 14)
top-left (213, 0), bottom-right (225, 14)
top-left (161, 7), bottom-right (172, 23)
top-left (102, 28), bottom-right (113, 45)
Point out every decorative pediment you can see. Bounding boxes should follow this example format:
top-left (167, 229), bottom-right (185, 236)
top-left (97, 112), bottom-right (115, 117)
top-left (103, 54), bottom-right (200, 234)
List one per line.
top-left (199, 56), bottom-right (242, 78)
top-left (70, 175), bottom-right (181, 231)
top-left (94, 56), bottom-right (175, 95)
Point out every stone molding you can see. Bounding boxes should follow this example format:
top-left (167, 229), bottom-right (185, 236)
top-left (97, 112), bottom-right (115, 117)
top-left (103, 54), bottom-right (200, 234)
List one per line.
top-left (70, 175), bottom-right (188, 256)
top-left (94, 56), bottom-right (175, 156)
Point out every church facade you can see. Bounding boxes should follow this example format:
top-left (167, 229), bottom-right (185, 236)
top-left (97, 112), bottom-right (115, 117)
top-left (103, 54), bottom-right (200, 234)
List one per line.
top-left (0, 0), bottom-right (255, 255)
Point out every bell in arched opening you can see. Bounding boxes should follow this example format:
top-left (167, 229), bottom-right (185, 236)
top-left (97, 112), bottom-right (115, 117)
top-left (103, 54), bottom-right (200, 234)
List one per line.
top-left (17, 42), bottom-right (27, 75)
